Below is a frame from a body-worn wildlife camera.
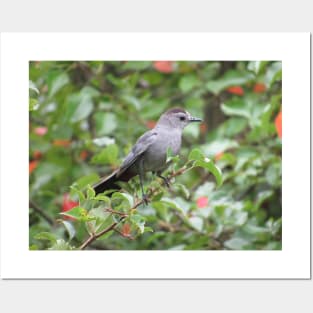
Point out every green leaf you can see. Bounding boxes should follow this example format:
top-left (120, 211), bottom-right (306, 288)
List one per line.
top-left (129, 214), bottom-right (145, 234)
top-left (34, 232), bottom-right (57, 243)
top-left (187, 216), bottom-right (203, 232)
top-left (184, 123), bottom-right (200, 139)
top-left (94, 112), bottom-right (117, 136)
top-left (179, 74), bottom-right (199, 93)
top-left (29, 80), bottom-right (39, 95)
top-left (173, 183), bottom-right (190, 198)
top-left (202, 139), bottom-right (238, 157)
top-left (91, 144), bottom-right (119, 165)
top-left (160, 198), bottom-right (186, 215)
top-left (194, 159), bottom-right (223, 187)
top-left (89, 207), bottom-right (111, 222)
top-left (122, 95), bottom-right (142, 110)
top-left (188, 148), bottom-right (223, 187)
top-left (112, 192), bottom-right (134, 208)
top-left (29, 98), bottom-right (39, 111)
top-left (247, 61), bottom-right (268, 75)
top-left (65, 93), bottom-right (94, 123)
top-left (49, 239), bottom-right (73, 250)
top-left (141, 99), bottom-right (169, 119)
top-left (80, 86), bottom-right (101, 98)
top-left (74, 173), bottom-right (100, 189)
top-left (221, 100), bottom-right (250, 119)
top-left (256, 190), bottom-right (274, 209)
top-left (60, 206), bottom-right (93, 222)
top-left (61, 220), bottom-right (76, 241)
top-left (188, 148), bottom-right (205, 161)
top-left (166, 147), bottom-right (180, 163)
top-left (86, 184), bottom-right (96, 199)
top-left (265, 163), bottom-right (281, 186)
top-left (86, 208), bottom-right (112, 234)
top-left (144, 226), bottom-right (154, 233)
top-left (70, 185), bottom-right (85, 202)
top-left (122, 61), bottom-right (151, 71)
top-left (224, 237), bottom-right (250, 250)
top-left (265, 62), bottom-right (282, 87)
top-left (206, 71), bottom-right (254, 95)
top-left (48, 72), bottom-right (70, 98)
top-left (219, 117), bottom-right (248, 137)
top-left (93, 194), bottom-right (111, 204)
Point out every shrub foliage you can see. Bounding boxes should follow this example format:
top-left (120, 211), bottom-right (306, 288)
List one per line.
top-left (29, 61), bottom-right (282, 250)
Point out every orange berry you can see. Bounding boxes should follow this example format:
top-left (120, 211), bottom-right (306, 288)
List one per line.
top-left (200, 123), bottom-right (207, 134)
top-left (80, 150), bottom-right (88, 160)
top-left (253, 83), bottom-right (266, 93)
top-left (214, 152), bottom-right (224, 161)
top-left (121, 223), bottom-right (131, 236)
top-left (53, 139), bottom-right (71, 147)
top-left (145, 120), bottom-right (157, 129)
top-left (29, 160), bottom-right (39, 174)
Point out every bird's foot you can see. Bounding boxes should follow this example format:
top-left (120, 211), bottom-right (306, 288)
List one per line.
top-left (142, 194), bottom-right (150, 206)
top-left (158, 175), bottom-right (171, 188)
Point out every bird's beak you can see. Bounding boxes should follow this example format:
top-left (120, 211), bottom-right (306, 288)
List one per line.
top-left (189, 116), bottom-right (202, 123)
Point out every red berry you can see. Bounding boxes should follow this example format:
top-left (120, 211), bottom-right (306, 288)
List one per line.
top-left (153, 61), bottom-right (174, 73)
top-left (33, 150), bottom-right (42, 159)
top-left (227, 86), bottom-right (244, 96)
top-left (196, 197), bottom-right (209, 208)
top-left (34, 127), bottom-right (48, 136)
top-left (275, 110), bottom-right (282, 139)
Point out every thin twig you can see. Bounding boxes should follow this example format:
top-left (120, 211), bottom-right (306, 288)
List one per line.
top-left (29, 201), bottom-right (55, 226)
top-left (104, 208), bottom-right (128, 216)
top-left (79, 219), bottom-right (123, 250)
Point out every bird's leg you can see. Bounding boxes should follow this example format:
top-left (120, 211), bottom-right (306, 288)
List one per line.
top-left (138, 158), bottom-right (149, 205)
top-left (156, 172), bottom-right (171, 188)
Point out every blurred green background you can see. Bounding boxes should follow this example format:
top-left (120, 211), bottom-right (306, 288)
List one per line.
top-left (29, 61), bottom-right (282, 250)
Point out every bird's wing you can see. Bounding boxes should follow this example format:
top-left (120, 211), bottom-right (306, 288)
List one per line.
top-left (117, 130), bottom-right (158, 176)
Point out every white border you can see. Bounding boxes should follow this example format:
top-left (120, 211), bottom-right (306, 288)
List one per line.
top-left (0, 33), bottom-right (310, 279)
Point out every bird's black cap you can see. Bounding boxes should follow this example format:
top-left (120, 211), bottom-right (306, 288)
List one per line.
top-left (165, 107), bottom-right (187, 115)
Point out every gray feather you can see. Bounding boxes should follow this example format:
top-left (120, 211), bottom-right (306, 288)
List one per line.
top-left (117, 130), bottom-right (157, 177)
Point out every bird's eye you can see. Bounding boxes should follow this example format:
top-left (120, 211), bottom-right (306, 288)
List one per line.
top-left (179, 116), bottom-right (186, 121)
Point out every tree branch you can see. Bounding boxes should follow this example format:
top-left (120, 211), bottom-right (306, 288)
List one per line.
top-left (79, 219), bottom-right (122, 250)
top-left (79, 165), bottom-right (190, 250)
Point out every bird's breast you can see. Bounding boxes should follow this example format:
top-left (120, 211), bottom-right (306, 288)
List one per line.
top-left (143, 129), bottom-right (182, 172)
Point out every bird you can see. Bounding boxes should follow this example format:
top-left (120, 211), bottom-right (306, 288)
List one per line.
top-left (93, 107), bottom-right (202, 203)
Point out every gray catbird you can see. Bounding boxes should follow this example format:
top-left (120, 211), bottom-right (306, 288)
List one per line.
top-left (93, 107), bottom-right (202, 202)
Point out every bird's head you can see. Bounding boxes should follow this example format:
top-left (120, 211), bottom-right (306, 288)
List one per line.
top-left (158, 107), bottom-right (202, 130)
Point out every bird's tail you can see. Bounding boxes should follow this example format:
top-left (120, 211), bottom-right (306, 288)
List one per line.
top-left (93, 168), bottom-right (136, 195)
top-left (93, 170), bottom-right (120, 195)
